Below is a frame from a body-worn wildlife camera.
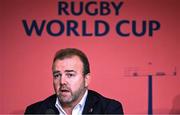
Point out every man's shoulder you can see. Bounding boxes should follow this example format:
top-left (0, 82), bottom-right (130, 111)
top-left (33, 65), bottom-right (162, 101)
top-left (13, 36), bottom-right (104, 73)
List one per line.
top-left (88, 90), bottom-right (121, 103)
top-left (25, 94), bottom-right (58, 114)
top-left (85, 90), bottom-right (124, 114)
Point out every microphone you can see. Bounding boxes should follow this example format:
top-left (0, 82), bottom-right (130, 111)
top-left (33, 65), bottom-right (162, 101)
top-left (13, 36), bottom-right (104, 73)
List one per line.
top-left (45, 108), bottom-right (56, 114)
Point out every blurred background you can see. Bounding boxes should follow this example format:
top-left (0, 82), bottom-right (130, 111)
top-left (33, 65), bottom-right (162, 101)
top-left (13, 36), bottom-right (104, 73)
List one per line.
top-left (0, 0), bottom-right (179, 114)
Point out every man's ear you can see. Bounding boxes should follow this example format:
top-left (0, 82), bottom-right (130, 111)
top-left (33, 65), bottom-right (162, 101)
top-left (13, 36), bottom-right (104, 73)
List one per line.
top-left (85, 73), bottom-right (91, 87)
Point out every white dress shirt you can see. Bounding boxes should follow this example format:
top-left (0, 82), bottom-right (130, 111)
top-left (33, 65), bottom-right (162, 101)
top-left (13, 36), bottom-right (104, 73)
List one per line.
top-left (55, 90), bottom-right (88, 115)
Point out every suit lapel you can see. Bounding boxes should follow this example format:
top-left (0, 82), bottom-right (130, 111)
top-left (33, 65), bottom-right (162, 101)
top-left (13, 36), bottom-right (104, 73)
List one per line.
top-left (44, 94), bottom-right (59, 114)
top-left (82, 90), bottom-right (99, 114)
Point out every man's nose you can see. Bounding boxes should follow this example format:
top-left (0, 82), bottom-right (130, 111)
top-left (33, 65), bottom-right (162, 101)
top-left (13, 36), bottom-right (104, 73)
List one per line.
top-left (60, 75), bottom-right (67, 84)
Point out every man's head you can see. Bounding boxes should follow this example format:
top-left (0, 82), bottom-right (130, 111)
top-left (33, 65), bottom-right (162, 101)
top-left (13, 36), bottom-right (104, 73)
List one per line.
top-left (53, 48), bottom-right (90, 75)
top-left (52, 48), bottom-right (90, 106)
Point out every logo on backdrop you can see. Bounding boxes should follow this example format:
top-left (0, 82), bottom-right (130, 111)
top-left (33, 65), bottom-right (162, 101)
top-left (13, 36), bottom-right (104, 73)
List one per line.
top-left (124, 65), bottom-right (177, 114)
top-left (22, 0), bottom-right (161, 37)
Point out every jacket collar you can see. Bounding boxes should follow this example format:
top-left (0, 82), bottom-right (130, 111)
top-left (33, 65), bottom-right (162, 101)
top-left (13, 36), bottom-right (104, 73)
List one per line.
top-left (82, 90), bottom-right (100, 114)
top-left (48, 90), bottom-right (100, 114)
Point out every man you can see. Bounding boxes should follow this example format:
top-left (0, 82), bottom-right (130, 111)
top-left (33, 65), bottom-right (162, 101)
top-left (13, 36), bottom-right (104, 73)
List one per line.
top-left (25, 48), bottom-right (124, 114)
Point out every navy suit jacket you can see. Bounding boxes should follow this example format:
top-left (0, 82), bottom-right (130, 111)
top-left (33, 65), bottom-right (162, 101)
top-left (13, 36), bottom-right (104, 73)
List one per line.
top-left (25, 90), bottom-right (124, 114)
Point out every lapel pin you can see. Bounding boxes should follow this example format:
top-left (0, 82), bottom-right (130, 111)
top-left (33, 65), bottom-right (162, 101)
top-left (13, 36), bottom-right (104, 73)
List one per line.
top-left (89, 108), bottom-right (93, 113)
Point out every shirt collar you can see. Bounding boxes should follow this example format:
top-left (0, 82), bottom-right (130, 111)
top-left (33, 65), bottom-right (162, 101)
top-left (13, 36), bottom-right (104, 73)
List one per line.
top-left (55, 90), bottom-right (88, 115)
top-left (78, 90), bottom-right (88, 110)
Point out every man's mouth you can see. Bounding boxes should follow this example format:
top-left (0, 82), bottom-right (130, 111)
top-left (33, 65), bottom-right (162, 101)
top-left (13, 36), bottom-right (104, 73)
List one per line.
top-left (59, 87), bottom-right (71, 94)
top-left (60, 89), bottom-right (69, 92)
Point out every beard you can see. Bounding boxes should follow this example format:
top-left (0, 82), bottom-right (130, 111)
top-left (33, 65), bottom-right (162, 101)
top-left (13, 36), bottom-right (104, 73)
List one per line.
top-left (57, 82), bottom-right (86, 105)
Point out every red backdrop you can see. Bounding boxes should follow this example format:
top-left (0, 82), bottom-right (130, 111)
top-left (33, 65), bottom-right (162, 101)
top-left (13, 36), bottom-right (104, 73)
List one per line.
top-left (0, 0), bottom-right (180, 114)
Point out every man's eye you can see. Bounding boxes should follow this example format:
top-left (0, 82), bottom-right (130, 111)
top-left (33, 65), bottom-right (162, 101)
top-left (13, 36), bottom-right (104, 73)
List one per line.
top-left (53, 73), bottom-right (61, 78)
top-left (66, 73), bottom-right (75, 78)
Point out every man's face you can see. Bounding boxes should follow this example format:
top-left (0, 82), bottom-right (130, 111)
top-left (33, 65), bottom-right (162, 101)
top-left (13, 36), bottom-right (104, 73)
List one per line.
top-left (52, 56), bottom-right (90, 105)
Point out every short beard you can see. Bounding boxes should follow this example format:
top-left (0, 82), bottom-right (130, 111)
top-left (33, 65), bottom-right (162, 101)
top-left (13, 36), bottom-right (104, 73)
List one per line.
top-left (58, 82), bottom-right (87, 106)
